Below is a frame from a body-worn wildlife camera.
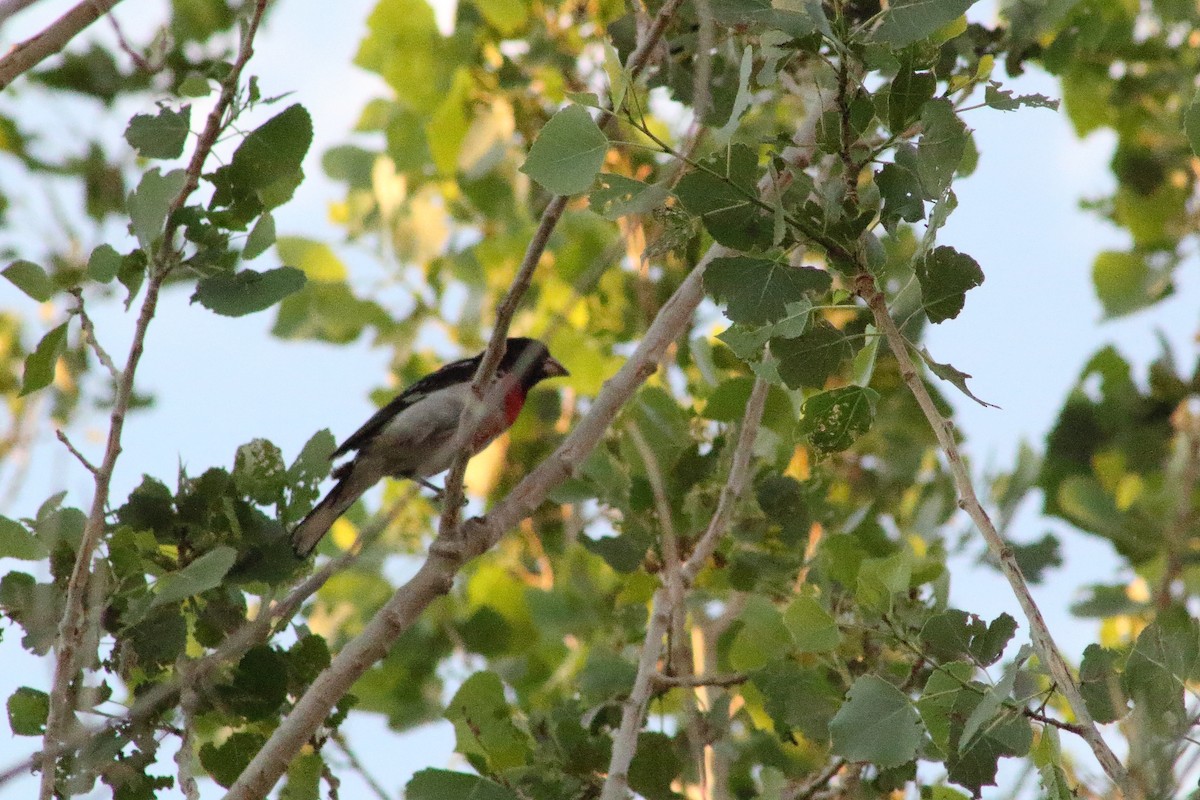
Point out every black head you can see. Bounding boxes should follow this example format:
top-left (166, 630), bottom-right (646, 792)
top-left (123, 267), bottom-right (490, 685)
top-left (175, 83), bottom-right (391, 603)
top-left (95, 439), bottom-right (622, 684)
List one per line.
top-left (499, 337), bottom-right (569, 389)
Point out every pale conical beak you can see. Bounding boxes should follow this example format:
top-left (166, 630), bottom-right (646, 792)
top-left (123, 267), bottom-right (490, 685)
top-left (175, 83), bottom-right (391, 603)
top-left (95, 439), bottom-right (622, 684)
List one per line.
top-left (543, 357), bottom-right (569, 379)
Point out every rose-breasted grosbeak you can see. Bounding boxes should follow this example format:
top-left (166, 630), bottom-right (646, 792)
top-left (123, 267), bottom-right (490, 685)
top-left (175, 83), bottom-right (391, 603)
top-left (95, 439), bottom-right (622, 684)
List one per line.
top-left (291, 337), bottom-right (568, 556)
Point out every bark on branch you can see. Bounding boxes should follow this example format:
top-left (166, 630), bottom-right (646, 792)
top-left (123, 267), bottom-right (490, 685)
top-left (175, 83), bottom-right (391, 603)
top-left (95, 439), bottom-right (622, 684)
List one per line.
top-left (0, 0), bottom-right (125, 90)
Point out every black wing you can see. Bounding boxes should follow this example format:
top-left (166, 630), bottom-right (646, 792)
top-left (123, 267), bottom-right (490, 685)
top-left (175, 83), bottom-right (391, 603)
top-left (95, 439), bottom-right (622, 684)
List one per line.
top-left (331, 355), bottom-right (481, 459)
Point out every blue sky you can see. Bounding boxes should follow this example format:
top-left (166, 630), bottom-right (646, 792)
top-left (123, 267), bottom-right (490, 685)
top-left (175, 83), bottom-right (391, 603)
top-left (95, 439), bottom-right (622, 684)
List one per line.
top-left (1, 0), bottom-right (1197, 795)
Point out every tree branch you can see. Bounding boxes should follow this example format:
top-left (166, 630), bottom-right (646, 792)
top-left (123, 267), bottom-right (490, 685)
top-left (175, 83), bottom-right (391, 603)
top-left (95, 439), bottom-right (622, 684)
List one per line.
top-left (0, 0), bottom-right (125, 90)
top-left (37, 4), bottom-right (272, 796)
top-left (599, 377), bottom-right (769, 800)
top-left (854, 274), bottom-right (1135, 796)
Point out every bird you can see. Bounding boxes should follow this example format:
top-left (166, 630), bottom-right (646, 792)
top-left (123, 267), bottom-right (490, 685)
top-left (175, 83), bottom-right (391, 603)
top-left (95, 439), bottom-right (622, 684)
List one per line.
top-left (291, 337), bottom-right (569, 557)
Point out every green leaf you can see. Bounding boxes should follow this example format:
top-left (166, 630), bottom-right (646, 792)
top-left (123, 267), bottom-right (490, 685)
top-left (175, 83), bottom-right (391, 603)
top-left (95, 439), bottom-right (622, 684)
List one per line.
top-left (7, 686), bottom-right (49, 735)
top-left (473, 0), bottom-right (528, 35)
top-left (712, 46), bottom-right (754, 144)
top-left (709, 0), bottom-right (826, 36)
top-left (280, 752), bottom-right (322, 800)
top-left (3, 260), bottom-right (54, 301)
top-left (969, 613), bottom-right (1017, 667)
top-left (959, 652), bottom-right (1024, 751)
top-left (127, 167), bottom-right (187, 251)
top-left (1079, 644), bottom-right (1127, 724)
top-left (407, 769), bottom-right (519, 800)
top-left (916, 245), bottom-right (983, 323)
top-left (799, 386), bottom-right (878, 455)
top-left (983, 82), bottom-right (1059, 112)
top-left (200, 731), bottom-right (267, 788)
top-left (1010, 533), bottom-right (1062, 583)
top-left (857, 551), bottom-right (913, 614)
top-left (445, 672), bottom-right (533, 772)
top-left (852, 324), bottom-right (880, 386)
top-left (773, 321), bottom-right (852, 389)
top-left (887, 68), bottom-right (936, 132)
top-left (921, 610), bottom-right (984, 662)
top-left (676, 144), bottom-right (773, 251)
top-left (916, 100), bottom-right (967, 197)
top-left (872, 0), bottom-right (977, 46)
top-left (917, 346), bottom-right (997, 407)
top-left (589, 174), bottom-right (671, 220)
top-left (427, 68), bottom-right (473, 176)
top-left (124, 105), bottom-right (191, 159)
top-left (216, 645), bottom-right (289, 721)
top-left (1092, 249), bottom-right (1171, 318)
top-left (151, 546), bottom-right (237, 608)
top-left (751, 661), bottom-right (840, 741)
top-left (730, 596), bottom-right (793, 670)
top-left (629, 732), bottom-right (684, 800)
top-left (233, 438), bottom-right (287, 504)
top-left (276, 237), bottom-right (348, 282)
top-left (705, 257), bottom-right (831, 326)
top-left (243, 212), bottom-right (276, 260)
top-left (1186, 86), bottom-right (1200, 157)
top-left (519, 105), bottom-right (608, 196)
top-left (355, 0), bottom-right (452, 114)
top-left (876, 163), bottom-right (925, 231)
top-left (86, 245), bottom-right (122, 283)
top-left (20, 322), bottom-right (68, 396)
top-left (830, 675), bottom-right (924, 768)
top-left (783, 596), bottom-right (839, 653)
top-left (0, 516), bottom-right (48, 560)
top-left (917, 661), bottom-right (974, 751)
top-left (208, 104), bottom-right (313, 223)
top-left (716, 299), bottom-right (813, 361)
top-left (192, 266), bottom-right (306, 317)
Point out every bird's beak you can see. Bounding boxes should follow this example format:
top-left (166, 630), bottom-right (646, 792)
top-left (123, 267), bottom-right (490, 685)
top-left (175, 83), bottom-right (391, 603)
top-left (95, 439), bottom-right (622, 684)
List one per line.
top-left (543, 357), bottom-right (569, 379)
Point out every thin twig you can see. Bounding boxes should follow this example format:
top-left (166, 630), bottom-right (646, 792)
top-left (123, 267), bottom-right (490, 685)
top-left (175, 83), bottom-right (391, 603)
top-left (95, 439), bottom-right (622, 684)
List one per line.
top-left (54, 429), bottom-right (97, 475)
top-left (0, 0), bottom-right (43, 24)
top-left (68, 289), bottom-right (119, 380)
top-left (0, 0), bottom-right (125, 90)
top-left (330, 732), bottom-right (391, 800)
top-left (1024, 708), bottom-right (1086, 735)
top-left (37, 5), bottom-right (273, 797)
top-left (651, 672), bottom-right (748, 689)
top-left (437, 194), bottom-right (569, 534)
top-left (854, 273), bottom-right (1134, 796)
top-left (784, 758), bottom-right (845, 800)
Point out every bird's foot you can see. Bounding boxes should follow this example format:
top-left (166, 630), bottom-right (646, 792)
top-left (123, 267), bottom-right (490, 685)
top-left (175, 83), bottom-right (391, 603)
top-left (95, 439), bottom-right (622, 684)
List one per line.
top-left (416, 478), bottom-right (468, 507)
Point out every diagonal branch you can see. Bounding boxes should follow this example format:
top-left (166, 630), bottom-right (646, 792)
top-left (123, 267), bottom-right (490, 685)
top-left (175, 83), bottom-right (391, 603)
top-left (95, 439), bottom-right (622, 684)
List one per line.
top-left (0, 0), bottom-right (125, 90)
top-left (855, 273), bottom-right (1134, 796)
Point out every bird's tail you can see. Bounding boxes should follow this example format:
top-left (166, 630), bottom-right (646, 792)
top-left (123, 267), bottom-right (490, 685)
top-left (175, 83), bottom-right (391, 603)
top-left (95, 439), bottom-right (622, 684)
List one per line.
top-left (291, 466), bottom-right (367, 557)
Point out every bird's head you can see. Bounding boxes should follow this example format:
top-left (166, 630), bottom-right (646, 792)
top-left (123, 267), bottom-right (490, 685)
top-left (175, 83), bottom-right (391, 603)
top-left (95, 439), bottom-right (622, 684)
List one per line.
top-left (500, 337), bottom-right (569, 388)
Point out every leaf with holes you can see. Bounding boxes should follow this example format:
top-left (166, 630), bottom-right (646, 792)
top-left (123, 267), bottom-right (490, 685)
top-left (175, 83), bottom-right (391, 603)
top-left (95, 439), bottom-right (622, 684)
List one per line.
top-left (800, 386), bottom-right (878, 455)
top-left (916, 245), bottom-right (983, 323)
